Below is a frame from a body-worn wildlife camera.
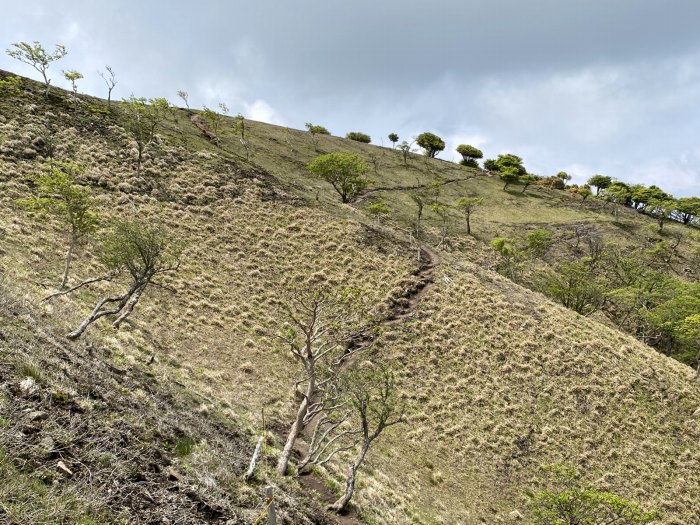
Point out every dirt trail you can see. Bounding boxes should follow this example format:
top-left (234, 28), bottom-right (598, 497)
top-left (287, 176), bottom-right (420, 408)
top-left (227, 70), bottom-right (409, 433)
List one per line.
top-left (288, 243), bottom-right (440, 524)
top-left (350, 175), bottom-right (478, 204)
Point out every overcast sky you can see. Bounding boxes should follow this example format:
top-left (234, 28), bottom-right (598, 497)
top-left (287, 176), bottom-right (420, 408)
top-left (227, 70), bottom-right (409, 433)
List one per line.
top-left (2, 0), bottom-right (700, 195)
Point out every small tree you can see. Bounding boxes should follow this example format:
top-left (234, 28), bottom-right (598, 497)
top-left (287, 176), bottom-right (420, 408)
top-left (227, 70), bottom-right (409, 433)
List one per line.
top-left (270, 286), bottom-right (372, 476)
top-left (528, 464), bottom-right (654, 525)
top-left (123, 96), bottom-right (171, 174)
top-left (6, 41), bottom-right (67, 96)
top-left (176, 90), bottom-right (190, 111)
top-left (431, 202), bottom-right (450, 247)
top-left (62, 220), bottom-right (180, 339)
top-left (307, 152), bottom-right (370, 203)
top-left (62, 69), bottom-right (82, 106)
top-left (346, 131), bottom-right (371, 143)
top-left (500, 167), bottom-right (521, 191)
top-left (587, 174), bottom-right (612, 195)
top-left (329, 366), bottom-right (404, 513)
top-left (17, 161), bottom-right (99, 289)
top-left (367, 201), bottom-right (391, 224)
top-left (98, 66), bottom-right (117, 109)
top-left (648, 198), bottom-right (676, 231)
top-left (603, 182), bottom-right (632, 217)
top-left (234, 113), bottom-right (246, 140)
top-left (306, 122), bottom-right (330, 149)
top-left (456, 144), bottom-right (483, 168)
top-left (556, 171), bottom-right (572, 184)
top-left (521, 174), bottom-right (541, 194)
top-left (397, 140), bottom-right (414, 165)
top-left (675, 197), bottom-right (700, 224)
top-left (416, 132), bottom-right (445, 158)
top-left (491, 237), bottom-right (520, 279)
top-left (388, 133), bottom-right (399, 149)
top-left (526, 228), bottom-right (554, 268)
top-left (409, 192), bottom-right (426, 235)
top-left (202, 105), bottom-right (223, 137)
top-left (454, 196), bottom-right (483, 235)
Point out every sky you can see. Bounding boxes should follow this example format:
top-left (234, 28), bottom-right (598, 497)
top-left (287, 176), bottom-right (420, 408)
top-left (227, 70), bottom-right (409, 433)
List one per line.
top-left (2, 0), bottom-right (700, 195)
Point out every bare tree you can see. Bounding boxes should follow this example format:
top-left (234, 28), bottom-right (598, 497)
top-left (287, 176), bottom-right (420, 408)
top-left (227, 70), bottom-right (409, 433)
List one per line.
top-left (98, 66), bottom-right (117, 109)
top-left (329, 365), bottom-right (404, 512)
top-left (47, 220), bottom-right (180, 339)
top-left (270, 286), bottom-right (371, 476)
top-left (176, 90), bottom-right (190, 111)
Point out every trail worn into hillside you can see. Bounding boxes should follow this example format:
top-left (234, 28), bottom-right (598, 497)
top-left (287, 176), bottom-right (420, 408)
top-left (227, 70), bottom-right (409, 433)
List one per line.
top-left (350, 175), bottom-right (480, 204)
top-left (291, 244), bottom-right (440, 524)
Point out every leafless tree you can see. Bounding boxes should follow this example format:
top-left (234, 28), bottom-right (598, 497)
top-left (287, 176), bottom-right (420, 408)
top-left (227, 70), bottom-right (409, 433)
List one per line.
top-left (270, 285), bottom-right (372, 476)
top-left (98, 66), bottom-right (117, 109)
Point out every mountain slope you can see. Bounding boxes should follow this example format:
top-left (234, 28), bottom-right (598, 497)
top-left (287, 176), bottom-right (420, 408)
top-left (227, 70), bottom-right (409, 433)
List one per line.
top-left (1, 71), bottom-right (699, 524)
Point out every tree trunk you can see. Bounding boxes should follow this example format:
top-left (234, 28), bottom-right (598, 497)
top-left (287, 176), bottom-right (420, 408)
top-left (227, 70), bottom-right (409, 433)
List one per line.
top-left (277, 370), bottom-right (315, 475)
top-left (466, 214), bottom-right (471, 235)
top-left (329, 441), bottom-right (370, 512)
top-left (503, 182), bottom-right (509, 191)
top-left (60, 234), bottom-right (77, 289)
top-left (112, 285), bottom-right (145, 328)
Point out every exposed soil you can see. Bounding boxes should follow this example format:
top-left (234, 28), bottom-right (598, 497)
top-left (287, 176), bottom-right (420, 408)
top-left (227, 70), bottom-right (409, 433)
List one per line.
top-left (286, 243), bottom-right (440, 524)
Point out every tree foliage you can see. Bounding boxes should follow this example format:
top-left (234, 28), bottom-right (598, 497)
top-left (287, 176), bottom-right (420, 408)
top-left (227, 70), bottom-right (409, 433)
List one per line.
top-left (528, 464), bottom-right (654, 525)
top-left (123, 96), bottom-right (171, 173)
top-left (587, 174), bottom-right (612, 195)
top-left (6, 41), bottom-right (67, 96)
top-left (17, 161), bottom-right (99, 288)
top-left (346, 131), bottom-right (371, 143)
top-left (416, 132), bottom-right (445, 158)
top-left (456, 144), bottom-right (483, 167)
top-left (65, 220), bottom-right (180, 339)
top-left (307, 152), bottom-right (370, 203)
top-left (388, 133), bottom-right (399, 148)
top-left (454, 196), bottom-right (483, 234)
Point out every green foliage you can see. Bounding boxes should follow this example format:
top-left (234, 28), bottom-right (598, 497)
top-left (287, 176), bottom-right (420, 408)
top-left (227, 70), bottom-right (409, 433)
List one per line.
top-left (6, 41), bottom-right (67, 95)
top-left (541, 261), bottom-right (605, 315)
top-left (388, 133), bottom-right (399, 147)
top-left (416, 132), bottom-right (445, 158)
top-left (603, 182), bottom-right (632, 215)
top-left (0, 75), bottom-right (23, 96)
top-left (491, 237), bottom-right (520, 279)
top-left (675, 196), bottom-right (700, 224)
top-left (647, 198), bottom-right (676, 231)
top-left (307, 152), bottom-right (370, 203)
top-left (587, 174), bottom-right (612, 195)
top-left (340, 365), bottom-right (403, 435)
top-left (17, 161), bottom-right (99, 240)
top-left (305, 122), bottom-right (330, 135)
top-left (202, 106), bottom-right (223, 135)
top-left (520, 174), bottom-right (541, 193)
top-left (631, 185), bottom-right (669, 210)
top-left (528, 464), bottom-right (654, 525)
top-left (346, 131), bottom-right (371, 143)
top-left (456, 144), bottom-right (483, 167)
top-left (526, 229), bottom-right (554, 260)
top-left (397, 140), bottom-right (413, 164)
top-left (63, 69), bottom-right (83, 95)
top-left (500, 168), bottom-right (521, 191)
top-left (99, 220), bottom-right (179, 281)
top-left (123, 96), bottom-right (171, 171)
top-left (454, 196), bottom-right (483, 234)
top-left (556, 171), bottom-right (572, 182)
top-left (367, 201), bottom-right (391, 222)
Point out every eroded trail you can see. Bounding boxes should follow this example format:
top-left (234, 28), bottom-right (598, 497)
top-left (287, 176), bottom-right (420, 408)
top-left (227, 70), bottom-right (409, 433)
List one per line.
top-left (291, 244), bottom-right (440, 524)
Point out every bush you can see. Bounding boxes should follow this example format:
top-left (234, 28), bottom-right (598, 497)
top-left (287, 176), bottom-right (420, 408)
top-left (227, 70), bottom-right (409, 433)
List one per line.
top-left (346, 132), bottom-right (371, 144)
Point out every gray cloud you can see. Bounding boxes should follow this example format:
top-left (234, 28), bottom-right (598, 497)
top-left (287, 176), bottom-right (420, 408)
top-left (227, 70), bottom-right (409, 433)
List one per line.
top-left (2, 0), bottom-right (700, 195)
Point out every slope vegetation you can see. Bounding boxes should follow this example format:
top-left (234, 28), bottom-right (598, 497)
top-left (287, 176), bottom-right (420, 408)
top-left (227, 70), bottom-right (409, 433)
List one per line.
top-left (1, 71), bottom-right (699, 524)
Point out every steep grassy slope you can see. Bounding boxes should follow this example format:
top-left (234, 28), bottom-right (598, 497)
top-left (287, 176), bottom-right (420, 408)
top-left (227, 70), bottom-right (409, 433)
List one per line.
top-left (1, 72), bottom-right (699, 524)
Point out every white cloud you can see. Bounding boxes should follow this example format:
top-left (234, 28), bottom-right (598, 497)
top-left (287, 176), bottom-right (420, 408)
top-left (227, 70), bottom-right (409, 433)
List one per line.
top-left (244, 99), bottom-right (284, 125)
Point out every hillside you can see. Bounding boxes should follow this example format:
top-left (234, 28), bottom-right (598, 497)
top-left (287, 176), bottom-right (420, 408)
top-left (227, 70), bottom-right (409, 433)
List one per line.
top-left (1, 71), bottom-right (699, 524)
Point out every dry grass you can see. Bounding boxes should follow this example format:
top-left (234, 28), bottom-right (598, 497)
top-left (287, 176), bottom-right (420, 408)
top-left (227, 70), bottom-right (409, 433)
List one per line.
top-left (1, 72), bottom-right (699, 524)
